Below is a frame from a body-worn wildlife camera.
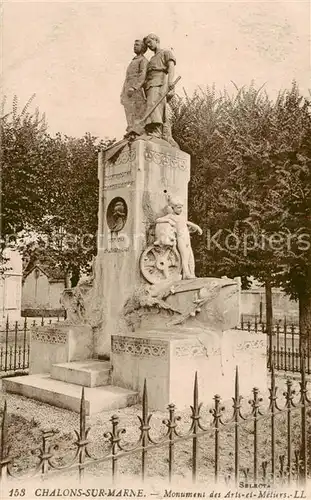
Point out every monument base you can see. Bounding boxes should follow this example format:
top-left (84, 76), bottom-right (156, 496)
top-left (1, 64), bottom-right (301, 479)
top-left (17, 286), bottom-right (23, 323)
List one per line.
top-left (111, 329), bottom-right (267, 410)
top-left (3, 322), bottom-right (139, 415)
top-left (29, 323), bottom-right (94, 374)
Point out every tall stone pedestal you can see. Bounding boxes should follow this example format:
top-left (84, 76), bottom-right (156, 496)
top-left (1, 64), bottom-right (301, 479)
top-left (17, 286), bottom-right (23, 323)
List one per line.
top-left (111, 328), bottom-right (267, 410)
top-left (93, 140), bottom-right (190, 357)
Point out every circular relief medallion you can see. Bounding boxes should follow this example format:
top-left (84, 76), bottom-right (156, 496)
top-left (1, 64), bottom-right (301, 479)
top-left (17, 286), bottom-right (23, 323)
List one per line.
top-left (106, 197), bottom-right (128, 232)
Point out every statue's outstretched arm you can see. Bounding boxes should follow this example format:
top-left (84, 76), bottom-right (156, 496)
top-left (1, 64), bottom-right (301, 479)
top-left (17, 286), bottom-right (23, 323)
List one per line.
top-left (187, 221), bottom-right (203, 235)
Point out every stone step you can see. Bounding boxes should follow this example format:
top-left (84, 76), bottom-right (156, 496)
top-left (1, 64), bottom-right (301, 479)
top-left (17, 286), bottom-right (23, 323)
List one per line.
top-left (50, 360), bottom-right (111, 387)
top-left (3, 375), bottom-right (138, 415)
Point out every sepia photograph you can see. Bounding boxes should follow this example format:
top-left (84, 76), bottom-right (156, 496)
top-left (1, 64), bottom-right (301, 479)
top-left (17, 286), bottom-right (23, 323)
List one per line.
top-left (0, 0), bottom-right (310, 498)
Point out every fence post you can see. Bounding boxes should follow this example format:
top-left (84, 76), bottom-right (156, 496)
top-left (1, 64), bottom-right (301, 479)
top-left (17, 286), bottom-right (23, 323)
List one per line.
top-left (140, 379), bottom-right (150, 482)
top-left (233, 367), bottom-right (242, 486)
top-left (13, 321), bottom-right (18, 371)
top-left (23, 316), bottom-right (27, 369)
top-left (269, 365), bottom-right (277, 484)
top-left (18, 345), bottom-right (22, 369)
top-left (77, 388), bottom-right (89, 482)
top-left (210, 394), bottom-right (223, 483)
top-left (191, 372), bottom-right (200, 483)
top-left (291, 324), bottom-right (295, 373)
top-left (280, 346), bottom-right (284, 371)
top-left (276, 322), bottom-right (280, 370)
top-left (109, 415), bottom-right (120, 482)
top-left (4, 316), bottom-right (9, 372)
top-left (267, 327), bottom-right (273, 371)
top-left (164, 403), bottom-right (177, 482)
top-left (285, 378), bottom-right (294, 484)
top-left (40, 430), bottom-right (55, 479)
top-left (250, 387), bottom-right (261, 482)
top-left (0, 401), bottom-right (10, 483)
top-left (9, 345), bottom-right (13, 371)
top-left (299, 354), bottom-right (307, 485)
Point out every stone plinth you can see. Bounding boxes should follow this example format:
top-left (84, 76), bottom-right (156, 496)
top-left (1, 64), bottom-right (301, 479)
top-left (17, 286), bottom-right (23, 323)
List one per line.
top-left (29, 323), bottom-right (93, 374)
top-left (225, 329), bottom-right (269, 395)
top-left (93, 140), bottom-right (190, 357)
top-left (111, 329), bottom-right (267, 410)
top-left (3, 374), bottom-right (138, 415)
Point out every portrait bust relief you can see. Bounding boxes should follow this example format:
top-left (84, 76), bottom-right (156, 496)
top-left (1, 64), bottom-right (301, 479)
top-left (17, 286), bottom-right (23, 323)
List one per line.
top-left (106, 197), bottom-right (128, 232)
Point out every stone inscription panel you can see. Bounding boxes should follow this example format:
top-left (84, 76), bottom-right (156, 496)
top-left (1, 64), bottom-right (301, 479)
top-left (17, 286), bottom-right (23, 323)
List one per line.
top-left (104, 149), bottom-right (135, 191)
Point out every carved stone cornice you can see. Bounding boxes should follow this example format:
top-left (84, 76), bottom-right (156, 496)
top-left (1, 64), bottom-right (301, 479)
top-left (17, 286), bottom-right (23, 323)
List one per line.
top-left (32, 328), bottom-right (67, 344)
top-left (144, 148), bottom-right (187, 171)
top-left (112, 336), bottom-right (168, 357)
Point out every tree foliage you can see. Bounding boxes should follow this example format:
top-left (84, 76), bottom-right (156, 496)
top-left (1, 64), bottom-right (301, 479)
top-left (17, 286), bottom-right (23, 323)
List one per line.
top-left (1, 96), bottom-right (114, 284)
top-left (172, 82), bottom-right (311, 335)
top-left (1, 95), bottom-right (48, 238)
top-left (27, 132), bottom-right (114, 284)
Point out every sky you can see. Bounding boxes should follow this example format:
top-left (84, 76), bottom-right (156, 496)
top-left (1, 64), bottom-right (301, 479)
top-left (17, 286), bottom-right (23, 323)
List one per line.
top-left (1, 1), bottom-right (310, 141)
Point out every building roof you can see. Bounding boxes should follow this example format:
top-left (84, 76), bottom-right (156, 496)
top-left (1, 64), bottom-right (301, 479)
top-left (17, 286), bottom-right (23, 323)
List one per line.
top-left (23, 259), bottom-right (65, 282)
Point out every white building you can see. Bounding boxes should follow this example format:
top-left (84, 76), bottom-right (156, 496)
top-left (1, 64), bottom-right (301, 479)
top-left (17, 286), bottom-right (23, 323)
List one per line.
top-left (0, 249), bottom-right (23, 322)
top-left (22, 260), bottom-right (65, 316)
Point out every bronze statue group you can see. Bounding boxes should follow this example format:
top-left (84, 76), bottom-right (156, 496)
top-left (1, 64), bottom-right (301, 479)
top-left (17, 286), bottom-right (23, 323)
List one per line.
top-left (120, 33), bottom-right (178, 147)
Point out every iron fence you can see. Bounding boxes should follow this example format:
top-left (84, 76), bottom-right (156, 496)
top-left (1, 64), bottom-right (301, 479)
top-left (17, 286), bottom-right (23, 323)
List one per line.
top-left (0, 316), bottom-right (64, 376)
top-left (238, 315), bottom-right (299, 335)
top-left (237, 315), bottom-right (311, 375)
top-left (0, 361), bottom-right (310, 486)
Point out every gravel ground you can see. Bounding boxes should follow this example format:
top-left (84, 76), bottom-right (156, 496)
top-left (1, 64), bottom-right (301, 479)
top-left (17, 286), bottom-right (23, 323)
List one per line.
top-left (0, 374), bottom-right (309, 484)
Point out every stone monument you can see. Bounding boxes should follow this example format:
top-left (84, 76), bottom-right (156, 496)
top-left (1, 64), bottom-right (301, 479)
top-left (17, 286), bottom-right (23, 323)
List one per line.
top-left (3, 34), bottom-right (267, 413)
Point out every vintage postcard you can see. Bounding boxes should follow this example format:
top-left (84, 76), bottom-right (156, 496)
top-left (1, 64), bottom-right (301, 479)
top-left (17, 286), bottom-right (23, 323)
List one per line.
top-left (1, 0), bottom-right (310, 499)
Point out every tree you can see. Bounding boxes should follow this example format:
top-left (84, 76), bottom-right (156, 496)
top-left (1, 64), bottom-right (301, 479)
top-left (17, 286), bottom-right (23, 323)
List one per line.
top-left (27, 133), bottom-right (114, 285)
top-left (1, 95), bottom-right (48, 240)
top-left (1, 96), bottom-right (114, 285)
top-left (267, 85), bottom-right (311, 349)
top-left (172, 82), bottom-right (311, 343)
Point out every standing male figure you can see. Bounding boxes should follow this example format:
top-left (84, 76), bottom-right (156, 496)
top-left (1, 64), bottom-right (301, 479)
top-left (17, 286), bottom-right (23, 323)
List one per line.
top-left (121, 39), bottom-right (148, 132)
top-left (143, 33), bottom-right (176, 142)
